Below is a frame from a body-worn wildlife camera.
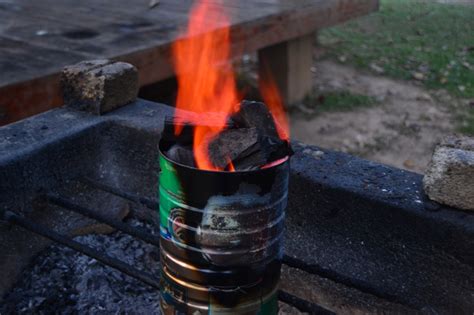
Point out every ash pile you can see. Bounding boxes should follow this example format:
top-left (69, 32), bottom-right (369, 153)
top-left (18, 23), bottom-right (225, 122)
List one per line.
top-left (0, 220), bottom-right (162, 314)
top-left (163, 100), bottom-right (293, 170)
top-left (0, 219), bottom-right (301, 314)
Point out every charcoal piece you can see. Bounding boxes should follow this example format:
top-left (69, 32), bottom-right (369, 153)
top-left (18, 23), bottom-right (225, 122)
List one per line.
top-left (207, 129), bottom-right (293, 170)
top-left (259, 136), bottom-right (293, 163)
top-left (163, 104), bottom-right (293, 170)
top-left (166, 144), bottom-right (195, 167)
top-left (162, 115), bottom-right (235, 145)
top-left (207, 127), bottom-right (265, 170)
top-left (233, 136), bottom-right (292, 170)
top-left (231, 100), bottom-right (280, 139)
top-left (162, 118), bottom-right (194, 144)
top-left (232, 152), bottom-right (265, 171)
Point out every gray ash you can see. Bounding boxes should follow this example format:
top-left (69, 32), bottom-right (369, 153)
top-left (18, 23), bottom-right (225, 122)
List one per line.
top-left (0, 220), bottom-right (161, 314)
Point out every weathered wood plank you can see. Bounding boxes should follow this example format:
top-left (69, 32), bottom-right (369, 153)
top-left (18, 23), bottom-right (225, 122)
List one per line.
top-left (0, 37), bottom-right (90, 87)
top-left (0, 36), bottom-right (90, 125)
top-left (0, 0), bottom-right (379, 125)
top-left (258, 34), bottom-right (313, 106)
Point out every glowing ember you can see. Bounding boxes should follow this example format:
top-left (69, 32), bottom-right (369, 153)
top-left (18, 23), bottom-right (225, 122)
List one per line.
top-left (227, 158), bottom-right (236, 172)
top-left (172, 0), bottom-right (289, 171)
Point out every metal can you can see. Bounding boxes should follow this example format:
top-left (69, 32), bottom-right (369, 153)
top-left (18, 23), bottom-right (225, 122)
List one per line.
top-left (158, 140), bottom-right (289, 315)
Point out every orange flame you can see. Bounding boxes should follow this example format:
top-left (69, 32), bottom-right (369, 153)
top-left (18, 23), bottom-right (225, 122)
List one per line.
top-left (172, 0), bottom-right (289, 171)
top-left (173, 0), bottom-right (238, 171)
top-left (259, 60), bottom-right (290, 141)
top-left (227, 158), bottom-right (236, 172)
top-left (260, 81), bottom-right (290, 141)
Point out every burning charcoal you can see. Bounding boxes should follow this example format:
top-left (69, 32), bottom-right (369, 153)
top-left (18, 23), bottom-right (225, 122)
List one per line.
top-left (163, 102), bottom-right (292, 171)
top-left (207, 127), bottom-right (265, 170)
top-left (162, 114), bottom-right (235, 145)
top-left (206, 128), bottom-right (293, 170)
top-left (260, 136), bottom-right (293, 163)
top-left (231, 100), bottom-right (280, 139)
top-left (162, 117), bottom-right (194, 144)
top-left (232, 152), bottom-right (265, 171)
top-left (232, 136), bottom-right (292, 170)
top-left (166, 144), bottom-right (195, 167)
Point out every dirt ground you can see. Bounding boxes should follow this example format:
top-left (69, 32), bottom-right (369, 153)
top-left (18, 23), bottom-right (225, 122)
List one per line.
top-left (290, 60), bottom-right (457, 174)
top-left (435, 0), bottom-right (474, 3)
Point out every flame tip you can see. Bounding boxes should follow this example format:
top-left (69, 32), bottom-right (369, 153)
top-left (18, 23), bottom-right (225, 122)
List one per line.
top-left (172, 0), bottom-right (289, 171)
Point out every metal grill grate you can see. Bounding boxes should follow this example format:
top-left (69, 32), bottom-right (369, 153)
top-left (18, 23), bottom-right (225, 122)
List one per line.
top-left (2, 179), bottom-right (335, 315)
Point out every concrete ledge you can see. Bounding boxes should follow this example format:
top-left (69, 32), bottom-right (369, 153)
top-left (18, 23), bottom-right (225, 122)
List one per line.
top-left (1, 99), bottom-right (473, 311)
top-left (287, 143), bottom-right (474, 311)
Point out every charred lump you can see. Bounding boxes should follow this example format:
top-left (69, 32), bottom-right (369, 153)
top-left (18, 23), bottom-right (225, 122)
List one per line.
top-left (163, 100), bottom-right (293, 170)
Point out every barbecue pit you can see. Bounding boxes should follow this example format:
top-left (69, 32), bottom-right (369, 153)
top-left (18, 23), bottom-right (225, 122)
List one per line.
top-left (1, 96), bottom-right (473, 313)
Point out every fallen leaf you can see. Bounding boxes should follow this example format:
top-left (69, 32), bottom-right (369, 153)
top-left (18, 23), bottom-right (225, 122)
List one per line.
top-left (416, 93), bottom-right (432, 102)
top-left (297, 104), bottom-right (316, 115)
top-left (403, 160), bottom-right (415, 169)
top-left (370, 63), bottom-right (384, 74)
top-left (412, 72), bottom-right (425, 81)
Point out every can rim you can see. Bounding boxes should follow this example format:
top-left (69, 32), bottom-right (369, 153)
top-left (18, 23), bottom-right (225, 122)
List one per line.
top-left (159, 140), bottom-right (289, 174)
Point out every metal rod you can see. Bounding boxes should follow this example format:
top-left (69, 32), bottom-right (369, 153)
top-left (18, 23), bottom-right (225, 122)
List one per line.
top-left (57, 181), bottom-right (417, 308)
top-left (4, 211), bottom-right (160, 289)
top-left (278, 290), bottom-right (335, 315)
top-left (4, 210), bottom-right (336, 313)
top-left (82, 178), bottom-right (158, 210)
top-left (282, 254), bottom-right (419, 309)
top-left (47, 194), bottom-right (161, 247)
top-left (51, 181), bottom-right (416, 309)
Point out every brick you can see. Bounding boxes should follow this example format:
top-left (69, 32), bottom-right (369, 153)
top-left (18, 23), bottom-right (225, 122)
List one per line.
top-left (423, 135), bottom-right (474, 211)
top-left (61, 59), bottom-right (138, 114)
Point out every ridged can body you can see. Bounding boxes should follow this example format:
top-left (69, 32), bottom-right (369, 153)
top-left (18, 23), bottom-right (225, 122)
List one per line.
top-left (158, 141), bottom-right (289, 314)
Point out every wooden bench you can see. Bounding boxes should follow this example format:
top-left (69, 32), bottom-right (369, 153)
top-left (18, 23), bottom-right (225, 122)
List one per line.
top-left (0, 0), bottom-right (379, 125)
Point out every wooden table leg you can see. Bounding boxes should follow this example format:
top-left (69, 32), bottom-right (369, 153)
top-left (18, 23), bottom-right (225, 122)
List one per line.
top-left (258, 33), bottom-right (314, 107)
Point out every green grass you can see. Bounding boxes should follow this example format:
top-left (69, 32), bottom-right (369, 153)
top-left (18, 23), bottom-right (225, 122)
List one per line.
top-left (320, 0), bottom-right (474, 98)
top-left (458, 108), bottom-right (474, 134)
top-left (303, 90), bottom-right (377, 113)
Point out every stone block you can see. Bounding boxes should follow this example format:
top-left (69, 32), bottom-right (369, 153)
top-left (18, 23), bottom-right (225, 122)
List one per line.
top-left (61, 59), bottom-right (138, 114)
top-left (423, 135), bottom-right (474, 210)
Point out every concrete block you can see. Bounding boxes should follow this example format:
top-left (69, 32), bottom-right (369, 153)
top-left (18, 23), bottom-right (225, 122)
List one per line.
top-left (423, 135), bottom-right (474, 210)
top-left (61, 59), bottom-right (138, 114)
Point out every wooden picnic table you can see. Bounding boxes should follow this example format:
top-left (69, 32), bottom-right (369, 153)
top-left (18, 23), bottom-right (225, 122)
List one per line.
top-left (0, 0), bottom-right (378, 125)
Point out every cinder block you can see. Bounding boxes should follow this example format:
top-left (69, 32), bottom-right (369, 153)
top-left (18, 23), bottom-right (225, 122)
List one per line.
top-left (61, 59), bottom-right (138, 114)
top-left (423, 135), bottom-right (474, 211)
